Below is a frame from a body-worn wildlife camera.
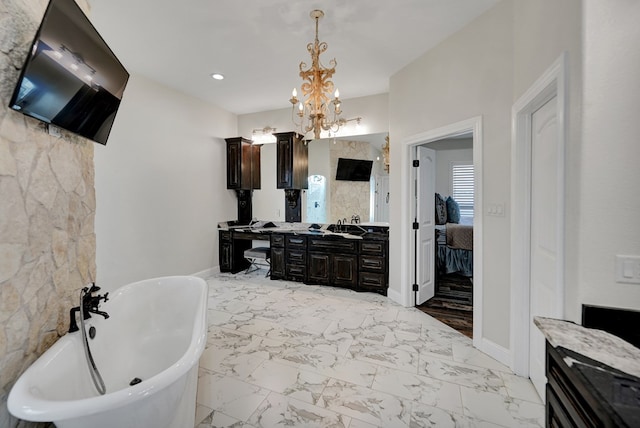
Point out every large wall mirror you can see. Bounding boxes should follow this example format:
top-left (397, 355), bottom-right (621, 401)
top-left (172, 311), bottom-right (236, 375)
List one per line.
top-left (252, 132), bottom-right (390, 225)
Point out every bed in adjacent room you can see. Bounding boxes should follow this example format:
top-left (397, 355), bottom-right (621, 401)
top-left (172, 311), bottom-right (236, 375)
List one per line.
top-left (434, 193), bottom-right (473, 278)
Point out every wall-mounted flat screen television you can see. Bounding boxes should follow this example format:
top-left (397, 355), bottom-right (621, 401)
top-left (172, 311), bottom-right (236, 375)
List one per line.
top-left (335, 158), bottom-right (373, 182)
top-left (9, 0), bottom-right (129, 145)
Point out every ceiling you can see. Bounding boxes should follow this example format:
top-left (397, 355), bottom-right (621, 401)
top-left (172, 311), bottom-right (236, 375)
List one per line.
top-left (89, 0), bottom-right (499, 116)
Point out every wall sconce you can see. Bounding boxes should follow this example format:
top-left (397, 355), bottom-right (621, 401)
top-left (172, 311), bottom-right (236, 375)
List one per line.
top-left (251, 126), bottom-right (276, 144)
top-left (382, 134), bottom-right (390, 173)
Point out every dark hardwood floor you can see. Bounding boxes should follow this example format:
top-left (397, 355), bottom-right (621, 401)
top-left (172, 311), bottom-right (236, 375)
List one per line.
top-left (417, 273), bottom-right (473, 338)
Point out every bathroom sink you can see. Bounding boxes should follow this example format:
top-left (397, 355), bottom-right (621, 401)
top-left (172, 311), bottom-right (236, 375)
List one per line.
top-left (322, 231), bottom-right (364, 240)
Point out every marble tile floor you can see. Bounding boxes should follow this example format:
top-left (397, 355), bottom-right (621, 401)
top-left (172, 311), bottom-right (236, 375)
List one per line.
top-left (195, 270), bottom-right (543, 427)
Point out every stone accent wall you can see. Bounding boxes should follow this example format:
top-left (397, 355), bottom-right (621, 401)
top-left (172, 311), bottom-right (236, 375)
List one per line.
top-left (0, 0), bottom-right (94, 426)
top-left (330, 140), bottom-right (372, 222)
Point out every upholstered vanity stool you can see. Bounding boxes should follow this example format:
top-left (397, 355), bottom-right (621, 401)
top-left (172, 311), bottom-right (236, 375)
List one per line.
top-left (243, 247), bottom-right (271, 276)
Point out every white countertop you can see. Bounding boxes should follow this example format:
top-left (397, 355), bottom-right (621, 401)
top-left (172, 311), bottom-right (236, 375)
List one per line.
top-left (534, 316), bottom-right (640, 378)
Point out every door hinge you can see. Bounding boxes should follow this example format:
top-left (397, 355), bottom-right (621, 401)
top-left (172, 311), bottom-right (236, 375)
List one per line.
top-left (412, 221), bottom-right (419, 230)
top-left (412, 283), bottom-right (419, 291)
top-left (413, 160), bottom-right (420, 167)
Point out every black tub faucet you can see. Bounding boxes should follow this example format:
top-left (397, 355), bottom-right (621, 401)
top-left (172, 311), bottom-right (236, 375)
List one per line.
top-left (69, 283), bottom-right (110, 333)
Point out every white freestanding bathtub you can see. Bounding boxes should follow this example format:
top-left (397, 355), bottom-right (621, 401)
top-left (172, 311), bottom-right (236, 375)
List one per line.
top-left (8, 275), bottom-right (208, 428)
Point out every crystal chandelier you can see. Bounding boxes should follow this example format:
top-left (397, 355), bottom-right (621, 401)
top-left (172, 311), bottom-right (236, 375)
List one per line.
top-left (289, 10), bottom-right (360, 140)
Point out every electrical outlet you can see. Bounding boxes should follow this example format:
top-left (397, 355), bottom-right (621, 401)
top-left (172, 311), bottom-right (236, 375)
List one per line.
top-left (615, 255), bottom-right (640, 284)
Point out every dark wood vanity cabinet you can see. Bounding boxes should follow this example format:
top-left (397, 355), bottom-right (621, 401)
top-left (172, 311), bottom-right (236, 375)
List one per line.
top-left (219, 227), bottom-right (388, 295)
top-left (545, 341), bottom-right (638, 428)
top-left (307, 237), bottom-right (358, 288)
top-left (219, 231), bottom-right (233, 271)
top-left (358, 240), bottom-right (388, 294)
top-left (270, 234), bottom-right (285, 279)
top-left (285, 235), bottom-right (307, 282)
top-left (218, 229), bottom-right (303, 279)
top-left (307, 252), bottom-right (331, 284)
top-left (274, 132), bottom-right (307, 189)
top-left (219, 230), bottom-right (250, 273)
top-left (225, 137), bottom-right (260, 190)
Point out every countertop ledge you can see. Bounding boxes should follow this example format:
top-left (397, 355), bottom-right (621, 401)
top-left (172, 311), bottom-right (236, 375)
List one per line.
top-left (534, 316), bottom-right (640, 378)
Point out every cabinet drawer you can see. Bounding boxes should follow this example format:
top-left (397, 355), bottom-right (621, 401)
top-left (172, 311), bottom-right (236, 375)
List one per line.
top-left (271, 234), bottom-right (285, 247)
top-left (308, 238), bottom-right (357, 253)
top-left (220, 230), bottom-right (232, 242)
top-left (359, 272), bottom-right (386, 288)
top-left (286, 236), bottom-right (306, 247)
top-left (360, 241), bottom-right (385, 255)
top-left (233, 231), bottom-right (257, 240)
top-left (286, 264), bottom-right (306, 280)
top-left (359, 255), bottom-right (385, 272)
top-left (547, 384), bottom-right (577, 428)
top-left (287, 250), bottom-right (306, 265)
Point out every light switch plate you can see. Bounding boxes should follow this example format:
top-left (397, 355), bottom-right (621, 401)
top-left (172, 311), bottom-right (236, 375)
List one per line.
top-left (615, 255), bottom-right (640, 284)
top-left (487, 203), bottom-right (505, 217)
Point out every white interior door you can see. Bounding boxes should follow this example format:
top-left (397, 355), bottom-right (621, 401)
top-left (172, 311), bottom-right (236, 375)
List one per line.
top-left (415, 146), bottom-right (436, 304)
top-left (529, 95), bottom-right (562, 399)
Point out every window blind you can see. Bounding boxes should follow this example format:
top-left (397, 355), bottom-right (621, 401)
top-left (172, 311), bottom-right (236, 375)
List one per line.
top-left (452, 164), bottom-right (474, 217)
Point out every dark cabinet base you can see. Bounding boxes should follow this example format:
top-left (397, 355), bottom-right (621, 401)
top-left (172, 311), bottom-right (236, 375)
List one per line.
top-left (219, 229), bottom-right (388, 295)
top-left (545, 341), bottom-right (638, 427)
top-left (270, 247), bottom-right (285, 279)
top-left (219, 230), bottom-right (251, 273)
top-left (308, 252), bottom-right (331, 285)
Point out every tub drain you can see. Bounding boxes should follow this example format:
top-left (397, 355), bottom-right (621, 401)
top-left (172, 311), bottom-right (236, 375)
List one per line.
top-left (129, 377), bottom-right (142, 386)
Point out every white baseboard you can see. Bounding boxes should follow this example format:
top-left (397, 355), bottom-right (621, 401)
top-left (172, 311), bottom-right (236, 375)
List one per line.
top-left (386, 287), bottom-right (408, 307)
top-left (191, 266), bottom-right (218, 279)
top-left (478, 337), bottom-right (512, 369)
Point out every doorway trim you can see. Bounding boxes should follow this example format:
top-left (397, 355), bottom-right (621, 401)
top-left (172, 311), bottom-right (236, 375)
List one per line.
top-left (400, 116), bottom-right (484, 349)
top-left (510, 53), bottom-right (567, 376)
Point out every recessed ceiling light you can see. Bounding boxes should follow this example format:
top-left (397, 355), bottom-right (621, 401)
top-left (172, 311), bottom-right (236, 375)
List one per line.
top-left (211, 73), bottom-right (224, 80)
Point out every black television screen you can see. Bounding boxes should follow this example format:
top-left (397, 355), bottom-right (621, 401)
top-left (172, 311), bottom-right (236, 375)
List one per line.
top-left (335, 158), bottom-right (373, 182)
top-left (9, 0), bottom-right (129, 145)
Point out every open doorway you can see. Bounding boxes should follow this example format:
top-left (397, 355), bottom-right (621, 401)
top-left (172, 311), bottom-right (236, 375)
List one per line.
top-left (416, 135), bottom-right (474, 337)
top-left (400, 116), bottom-right (483, 346)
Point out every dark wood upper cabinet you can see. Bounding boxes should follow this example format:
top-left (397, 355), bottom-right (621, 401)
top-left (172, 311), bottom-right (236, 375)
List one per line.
top-left (251, 144), bottom-right (261, 189)
top-left (274, 132), bottom-right (308, 189)
top-left (225, 137), bottom-right (261, 190)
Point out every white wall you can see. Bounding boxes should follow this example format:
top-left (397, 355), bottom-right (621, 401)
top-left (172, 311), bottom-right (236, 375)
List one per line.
top-left (432, 146), bottom-right (473, 197)
top-left (94, 74), bottom-right (237, 291)
top-left (578, 1), bottom-right (640, 312)
top-left (388, 0), bottom-right (584, 352)
top-left (389, 1), bottom-right (514, 347)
